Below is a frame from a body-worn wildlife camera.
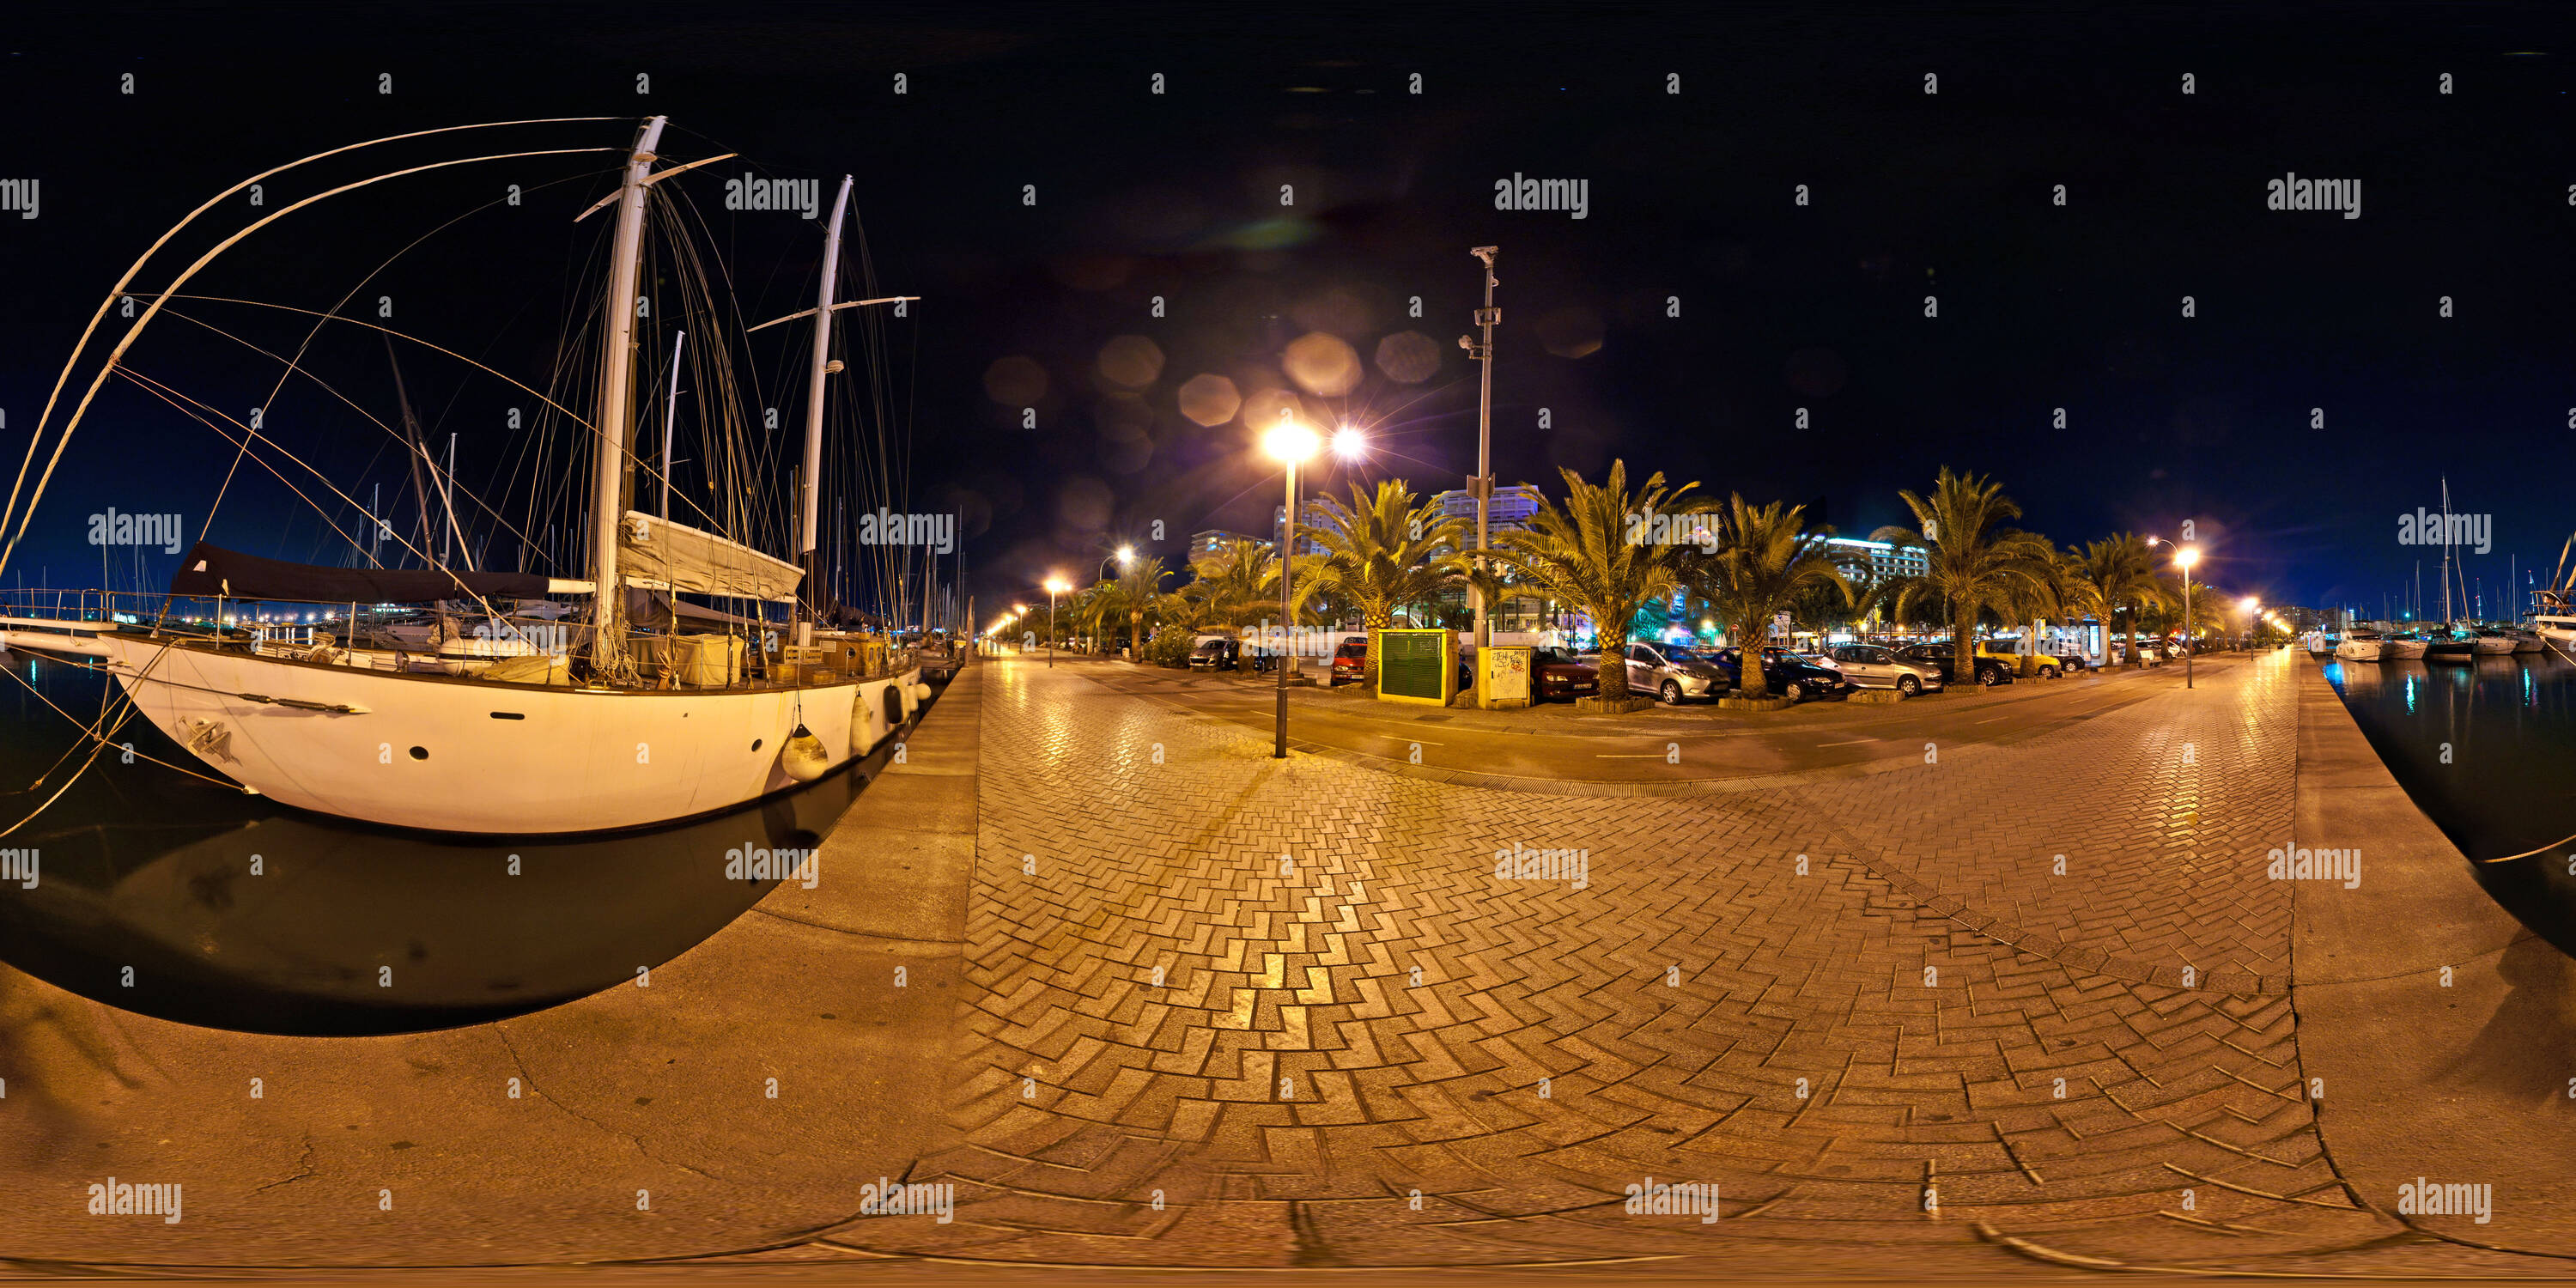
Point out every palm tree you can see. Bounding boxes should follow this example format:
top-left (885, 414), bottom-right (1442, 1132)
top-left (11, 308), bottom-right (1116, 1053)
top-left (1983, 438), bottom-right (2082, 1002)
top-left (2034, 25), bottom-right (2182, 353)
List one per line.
top-left (1481, 461), bottom-right (1703, 701)
top-left (1182, 537), bottom-right (1273, 633)
top-left (2075, 533), bottom-right (2168, 668)
top-left (1097, 554), bottom-right (1170, 660)
top-left (1296, 480), bottom-right (1464, 683)
top-left (1686, 495), bottom-right (1850, 697)
top-left (1872, 467), bottom-right (2056, 681)
top-left (1995, 546), bottom-right (2083, 676)
top-left (1065, 582), bottom-right (1112, 652)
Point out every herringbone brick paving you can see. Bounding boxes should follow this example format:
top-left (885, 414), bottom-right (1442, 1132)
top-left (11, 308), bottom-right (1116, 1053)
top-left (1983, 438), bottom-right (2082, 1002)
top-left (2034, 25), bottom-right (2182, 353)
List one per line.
top-left (825, 651), bottom-right (2543, 1275)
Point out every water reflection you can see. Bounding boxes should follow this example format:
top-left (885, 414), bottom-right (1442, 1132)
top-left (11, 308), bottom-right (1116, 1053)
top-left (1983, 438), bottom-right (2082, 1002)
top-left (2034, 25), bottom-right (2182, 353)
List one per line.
top-left (2327, 653), bottom-right (2576, 957)
top-left (0, 654), bottom-right (912, 1035)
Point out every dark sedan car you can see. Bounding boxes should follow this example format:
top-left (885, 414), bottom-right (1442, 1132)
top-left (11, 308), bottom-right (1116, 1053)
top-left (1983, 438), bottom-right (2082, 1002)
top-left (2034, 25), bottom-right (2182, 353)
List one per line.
top-left (1713, 646), bottom-right (1846, 702)
top-left (1893, 642), bottom-right (2014, 687)
top-left (1532, 647), bottom-right (1601, 702)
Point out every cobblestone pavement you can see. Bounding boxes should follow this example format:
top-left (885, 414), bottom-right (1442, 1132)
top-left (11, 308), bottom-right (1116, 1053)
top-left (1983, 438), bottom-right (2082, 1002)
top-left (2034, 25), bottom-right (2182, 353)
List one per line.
top-left (823, 650), bottom-right (2561, 1277)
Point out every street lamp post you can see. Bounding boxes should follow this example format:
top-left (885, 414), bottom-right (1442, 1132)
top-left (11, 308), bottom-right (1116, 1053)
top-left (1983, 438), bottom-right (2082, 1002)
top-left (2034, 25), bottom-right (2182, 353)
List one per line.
top-left (1042, 578), bottom-right (1068, 667)
top-left (1262, 419), bottom-right (1321, 758)
top-left (1461, 246), bottom-right (1499, 658)
top-left (1100, 545), bottom-right (1137, 659)
top-left (2176, 545), bottom-right (2200, 689)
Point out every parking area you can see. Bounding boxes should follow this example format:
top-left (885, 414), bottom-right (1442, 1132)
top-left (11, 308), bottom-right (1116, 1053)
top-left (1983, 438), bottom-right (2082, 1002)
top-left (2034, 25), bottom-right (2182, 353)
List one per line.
top-left (1077, 652), bottom-right (2248, 789)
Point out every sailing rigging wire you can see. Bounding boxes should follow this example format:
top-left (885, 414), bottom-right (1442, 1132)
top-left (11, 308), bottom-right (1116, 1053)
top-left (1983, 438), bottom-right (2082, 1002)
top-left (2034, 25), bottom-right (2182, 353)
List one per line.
top-left (2, 118), bottom-right (617, 568)
top-left (1, 144), bottom-right (621, 580)
top-left (0, 637), bottom-right (249, 843)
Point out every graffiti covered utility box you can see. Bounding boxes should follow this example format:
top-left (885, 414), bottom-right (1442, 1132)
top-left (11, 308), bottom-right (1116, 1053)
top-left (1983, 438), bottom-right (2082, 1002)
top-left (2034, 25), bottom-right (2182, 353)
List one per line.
top-left (1479, 644), bottom-right (1533, 709)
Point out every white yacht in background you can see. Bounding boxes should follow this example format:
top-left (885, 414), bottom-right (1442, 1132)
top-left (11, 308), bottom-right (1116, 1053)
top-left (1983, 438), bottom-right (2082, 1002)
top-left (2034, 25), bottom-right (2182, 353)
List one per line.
top-left (2381, 633), bottom-right (2429, 660)
top-left (2537, 532), bottom-right (2576, 659)
top-left (0, 118), bottom-right (930, 835)
top-left (2334, 629), bottom-right (2387, 662)
top-left (2472, 629), bottom-right (2518, 656)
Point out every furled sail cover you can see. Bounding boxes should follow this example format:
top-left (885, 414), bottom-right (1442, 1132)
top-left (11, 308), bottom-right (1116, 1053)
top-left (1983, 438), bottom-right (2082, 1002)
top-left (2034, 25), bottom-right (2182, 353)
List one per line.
top-left (624, 586), bottom-right (768, 629)
top-left (618, 512), bottom-right (803, 602)
top-left (167, 542), bottom-right (570, 602)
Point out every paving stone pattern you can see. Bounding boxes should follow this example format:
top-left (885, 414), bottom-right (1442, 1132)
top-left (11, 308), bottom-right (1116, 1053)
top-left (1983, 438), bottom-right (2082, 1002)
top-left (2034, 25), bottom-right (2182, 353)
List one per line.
top-left (823, 652), bottom-right (2549, 1275)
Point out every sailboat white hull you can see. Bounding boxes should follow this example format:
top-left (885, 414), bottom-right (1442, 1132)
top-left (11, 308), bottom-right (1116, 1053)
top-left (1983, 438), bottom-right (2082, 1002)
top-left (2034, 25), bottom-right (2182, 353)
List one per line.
top-left (2381, 637), bottom-right (2427, 659)
top-left (2333, 637), bottom-right (2385, 662)
top-left (90, 635), bottom-right (926, 835)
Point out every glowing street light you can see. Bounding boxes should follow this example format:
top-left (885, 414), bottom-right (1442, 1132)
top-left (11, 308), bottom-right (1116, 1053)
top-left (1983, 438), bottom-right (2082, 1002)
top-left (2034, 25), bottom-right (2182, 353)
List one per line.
top-left (1042, 576), bottom-right (1070, 668)
top-left (2173, 544), bottom-right (2201, 689)
top-left (1331, 425), bottom-right (1367, 462)
top-left (1264, 417), bottom-right (1325, 758)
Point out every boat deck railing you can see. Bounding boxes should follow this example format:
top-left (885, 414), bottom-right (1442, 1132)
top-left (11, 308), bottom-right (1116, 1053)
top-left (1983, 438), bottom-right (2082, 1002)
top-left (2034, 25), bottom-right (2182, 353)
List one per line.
top-left (0, 588), bottom-right (924, 690)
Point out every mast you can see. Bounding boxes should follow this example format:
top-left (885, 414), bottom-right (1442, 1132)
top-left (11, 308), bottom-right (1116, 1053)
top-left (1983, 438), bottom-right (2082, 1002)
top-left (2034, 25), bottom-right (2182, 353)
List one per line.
top-left (660, 330), bottom-right (685, 520)
top-left (2439, 477), bottom-right (2453, 626)
top-left (386, 334), bottom-right (434, 561)
top-left (586, 114), bottom-right (667, 674)
top-left (799, 174), bottom-right (854, 638)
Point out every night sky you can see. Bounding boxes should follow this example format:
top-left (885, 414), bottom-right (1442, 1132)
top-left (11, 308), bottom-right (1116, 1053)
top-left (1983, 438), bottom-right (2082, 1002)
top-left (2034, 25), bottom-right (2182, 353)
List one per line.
top-left (6, 2), bottom-right (2576, 621)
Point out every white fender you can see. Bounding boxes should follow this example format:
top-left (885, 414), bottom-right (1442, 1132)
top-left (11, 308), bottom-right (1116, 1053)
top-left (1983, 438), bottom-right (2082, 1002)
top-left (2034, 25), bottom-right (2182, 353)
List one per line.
top-left (778, 724), bottom-right (829, 782)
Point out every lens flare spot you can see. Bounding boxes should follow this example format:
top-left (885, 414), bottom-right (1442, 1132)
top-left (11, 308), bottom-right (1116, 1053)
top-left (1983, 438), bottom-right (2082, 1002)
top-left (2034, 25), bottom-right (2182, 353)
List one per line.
top-left (1374, 331), bottom-right (1441, 384)
top-left (982, 355), bottom-right (1048, 406)
top-left (1177, 374), bottom-right (1242, 428)
top-left (1283, 331), bottom-right (1362, 396)
top-left (1097, 335), bottom-right (1165, 389)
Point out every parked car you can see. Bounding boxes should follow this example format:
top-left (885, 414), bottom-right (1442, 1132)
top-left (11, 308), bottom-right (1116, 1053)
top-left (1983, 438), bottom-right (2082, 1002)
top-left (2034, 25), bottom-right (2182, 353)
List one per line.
top-left (1533, 647), bottom-right (1601, 702)
top-left (1186, 637), bottom-right (1241, 671)
top-left (1714, 646), bottom-right (1847, 702)
top-left (1976, 644), bottom-right (2067, 679)
top-left (1328, 635), bottom-right (1369, 685)
top-left (1625, 641), bottom-right (1734, 704)
top-left (1893, 642), bottom-right (2015, 687)
top-left (1827, 642), bottom-right (1945, 695)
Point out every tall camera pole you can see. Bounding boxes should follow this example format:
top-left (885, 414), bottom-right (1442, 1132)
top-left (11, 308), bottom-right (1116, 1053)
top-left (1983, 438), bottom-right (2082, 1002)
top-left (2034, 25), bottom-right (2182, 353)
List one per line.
top-left (1461, 246), bottom-right (1499, 654)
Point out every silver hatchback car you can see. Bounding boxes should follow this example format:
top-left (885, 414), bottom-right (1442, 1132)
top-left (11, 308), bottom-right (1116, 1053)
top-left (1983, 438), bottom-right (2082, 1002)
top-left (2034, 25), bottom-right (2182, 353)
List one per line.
top-left (1826, 642), bottom-right (1945, 695)
top-left (1625, 641), bottom-right (1731, 704)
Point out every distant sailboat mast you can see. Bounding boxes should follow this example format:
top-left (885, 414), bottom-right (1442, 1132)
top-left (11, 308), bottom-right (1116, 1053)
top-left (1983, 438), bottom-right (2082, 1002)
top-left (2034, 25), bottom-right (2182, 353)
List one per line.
top-left (2439, 477), bottom-right (2453, 627)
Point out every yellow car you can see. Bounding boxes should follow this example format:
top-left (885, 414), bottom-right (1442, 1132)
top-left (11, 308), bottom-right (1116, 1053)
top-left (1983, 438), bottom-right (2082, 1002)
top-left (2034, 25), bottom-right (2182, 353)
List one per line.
top-left (1976, 644), bottom-right (2069, 679)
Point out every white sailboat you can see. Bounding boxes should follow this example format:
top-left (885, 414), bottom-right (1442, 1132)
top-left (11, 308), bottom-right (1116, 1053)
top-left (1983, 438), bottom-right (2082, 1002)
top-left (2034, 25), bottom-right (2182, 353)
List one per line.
top-left (0, 118), bottom-right (930, 835)
top-left (2422, 478), bottom-right (2476, 662)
